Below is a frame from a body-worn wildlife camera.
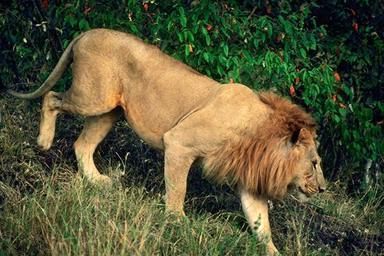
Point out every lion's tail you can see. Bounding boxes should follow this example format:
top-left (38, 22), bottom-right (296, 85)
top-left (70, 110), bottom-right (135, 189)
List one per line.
top-left (7, 33), bottom-right (85, 99)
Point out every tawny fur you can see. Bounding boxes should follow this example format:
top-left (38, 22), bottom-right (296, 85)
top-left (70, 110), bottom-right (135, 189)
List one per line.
top-left (204, 91), bottom-right (316, 199)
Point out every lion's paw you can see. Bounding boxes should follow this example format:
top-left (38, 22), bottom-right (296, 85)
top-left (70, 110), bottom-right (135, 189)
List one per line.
top-left (92, 174), bottom-right (113, 188)
top-left (37, 134), bottom-right (53, 151)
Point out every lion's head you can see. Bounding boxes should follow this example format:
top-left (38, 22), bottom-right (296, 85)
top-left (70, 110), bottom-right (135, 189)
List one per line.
top-left (288, 128), bottom-right (326, 201)
top-left (204, 91), bottom-right (326, 200)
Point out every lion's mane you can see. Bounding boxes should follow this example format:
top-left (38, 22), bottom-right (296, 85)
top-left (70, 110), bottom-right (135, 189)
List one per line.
top-left (203, 92), bottom-right (316, 199)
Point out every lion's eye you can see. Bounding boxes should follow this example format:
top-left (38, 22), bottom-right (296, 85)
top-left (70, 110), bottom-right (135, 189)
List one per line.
top-left (312, 160), bottom-right (318, 168)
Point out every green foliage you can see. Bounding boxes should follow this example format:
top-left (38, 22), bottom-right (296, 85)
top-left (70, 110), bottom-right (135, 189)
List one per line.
top-left (1, 0), bottom-right (383, 189)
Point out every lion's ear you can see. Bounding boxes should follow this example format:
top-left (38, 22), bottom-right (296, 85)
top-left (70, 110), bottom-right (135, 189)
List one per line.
top-left (290, 128), bottom-right (310, 145)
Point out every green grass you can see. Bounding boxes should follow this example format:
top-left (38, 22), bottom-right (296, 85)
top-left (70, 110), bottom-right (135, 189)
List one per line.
top-left (0, 174), bottom-right (267, 256)
top-left (1, 95), bottom-right (383, 255)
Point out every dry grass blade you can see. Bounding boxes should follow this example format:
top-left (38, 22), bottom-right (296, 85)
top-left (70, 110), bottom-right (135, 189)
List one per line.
top-left (0, 181), bottom-right (21, 203)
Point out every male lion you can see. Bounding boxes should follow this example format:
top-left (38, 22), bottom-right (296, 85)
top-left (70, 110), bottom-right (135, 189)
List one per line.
top-left (9, 29), bottom-right (326, 255)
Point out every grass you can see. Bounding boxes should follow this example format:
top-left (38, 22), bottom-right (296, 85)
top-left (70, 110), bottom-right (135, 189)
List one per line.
top-left (1, 95), bottom-right (383, 255)
top-left (1, 175), bottom-right (266, 256)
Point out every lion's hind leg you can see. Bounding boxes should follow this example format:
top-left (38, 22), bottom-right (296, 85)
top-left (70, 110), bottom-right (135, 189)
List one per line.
top-left (74, 109), bottom-right (121, 186)
top-left (38, 91), bottom-right (63, 150)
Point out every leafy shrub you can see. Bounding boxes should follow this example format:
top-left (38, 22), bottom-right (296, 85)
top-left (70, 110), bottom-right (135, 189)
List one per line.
top-left (1, 0), bottom-right (383, 191)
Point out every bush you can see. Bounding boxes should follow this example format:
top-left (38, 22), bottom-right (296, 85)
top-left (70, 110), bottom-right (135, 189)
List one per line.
top-left (1, 0), bottom-right (383, 192)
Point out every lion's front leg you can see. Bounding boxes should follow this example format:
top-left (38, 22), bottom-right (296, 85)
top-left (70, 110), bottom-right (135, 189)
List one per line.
top-left (163, 132), bottom-right (195, 215)
top-left (239, 189), bottom-right (278, 255)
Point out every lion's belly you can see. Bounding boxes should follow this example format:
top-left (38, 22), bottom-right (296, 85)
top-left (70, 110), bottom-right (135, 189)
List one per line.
top-left (119, 99), bottom-right (169, 149)
top-left (118, 75), bottom-right (220, 150)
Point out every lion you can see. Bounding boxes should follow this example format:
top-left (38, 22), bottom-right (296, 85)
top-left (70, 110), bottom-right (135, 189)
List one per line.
top-left (9, 29), bottom-right (326, 255)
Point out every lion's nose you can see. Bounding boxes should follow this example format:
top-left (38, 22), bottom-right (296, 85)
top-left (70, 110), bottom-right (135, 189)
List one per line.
top-left (318, 185), bottom-right (326, 193)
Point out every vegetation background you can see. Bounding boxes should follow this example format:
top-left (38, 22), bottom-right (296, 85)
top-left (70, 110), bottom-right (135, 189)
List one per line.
top-left (0, 0), bottom-right (383, 255)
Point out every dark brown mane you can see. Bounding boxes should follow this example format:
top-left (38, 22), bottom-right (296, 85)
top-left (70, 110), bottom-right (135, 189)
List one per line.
top-left (257, 91), bottom-right (316, 138)
top-left (203, 91), bottom-right (317, 199)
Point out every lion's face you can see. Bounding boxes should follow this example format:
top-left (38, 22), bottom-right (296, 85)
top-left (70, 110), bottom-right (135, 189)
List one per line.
top-left (290, 131), bottom-right (326, 202)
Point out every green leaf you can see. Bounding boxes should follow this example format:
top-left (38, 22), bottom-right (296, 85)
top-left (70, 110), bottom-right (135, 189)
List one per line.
top-left (178, 7), bottom-right (187, 27)
top-left (184, 44), bottom-right (190, 57)
top-left (180, 15), bottom-right (187, 28)
top-left (63, 39), bottom-right (70, 48)
top-left (217, 65), bottom-right (224, 76)
top-left (333, 115), bottom-right (341, 124)
top-left (186, 31), bottom-right (194, 43)
top-left (201, 27), bottom-right (211, 46)
top-left (299, 48), bottom-right (307, 59)
top-left (65, 15), bottom-right (76, 28)
top-left (278, 15), bottom-right (285, 26)
top-left (223, 44), bottom-right (229, 57)
top-left (167, 21), bottom-right (173, 32)
top-left (177, 32), bottom-right (184, 43)
top-left (79, 19), bottom-right (90, 31)
top-left (203, 52), bottom-right (210, 63)
top-left (338, 107), bottom-right (347, 118)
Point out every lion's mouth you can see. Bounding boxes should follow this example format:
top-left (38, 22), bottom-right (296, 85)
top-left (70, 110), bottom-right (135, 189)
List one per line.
top-left (294, 187), bottom-right (311, 202)
top-left (299, 187), bottom-right (310, 196)
top-left (287, 184), bottom-right (314, 202)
